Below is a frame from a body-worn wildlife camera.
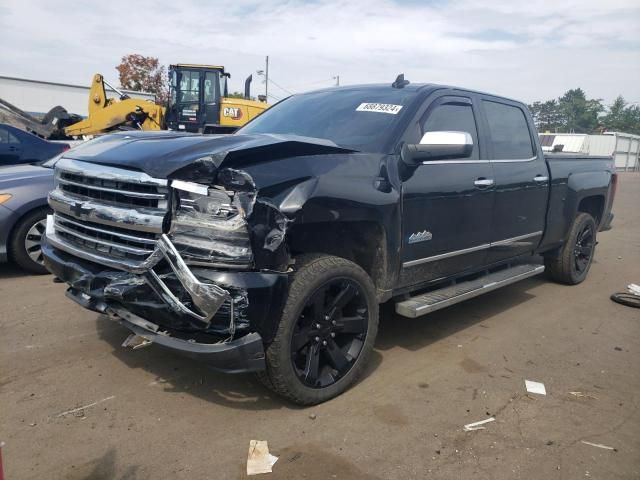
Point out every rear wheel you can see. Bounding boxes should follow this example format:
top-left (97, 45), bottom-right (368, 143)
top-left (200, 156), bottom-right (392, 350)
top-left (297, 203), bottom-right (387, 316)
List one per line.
top-left (10, 209), bottom-right (50, 274)
top-left (544, 212), bottom-right (596, 285)
top-left (260, 255), bottom-right (378, 405)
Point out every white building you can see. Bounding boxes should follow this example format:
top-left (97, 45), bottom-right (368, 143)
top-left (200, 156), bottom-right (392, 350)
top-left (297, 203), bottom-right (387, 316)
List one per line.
top-left (0, 75), bottom-right (156, 118)
top-left (539, 132), bottom-right (640, 171)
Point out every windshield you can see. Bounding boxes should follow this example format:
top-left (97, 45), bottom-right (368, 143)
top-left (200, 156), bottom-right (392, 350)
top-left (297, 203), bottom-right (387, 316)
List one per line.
top-left (238, 88), bottom-right (418, 152)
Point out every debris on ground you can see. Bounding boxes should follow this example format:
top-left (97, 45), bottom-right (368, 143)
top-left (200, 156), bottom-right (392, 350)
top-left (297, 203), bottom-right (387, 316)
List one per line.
top-left (121, 334), bottom-right (153, 350)
top-left (581, 440), bottom-right (617, 451)
top-left (463, 417), bottom-right (495, 432)
top-left (308, 413), bottom-right (317, 420)
top-left (247, 440), bottom-right (278, 475)
top-left (610, 283), bottom-right (640, 308)
top-left (525, 380), bottom-right (547, 395)
top-left (54, 396), bottom-right (115, 418)
top-left (569, 391), bottom-right (597, 400)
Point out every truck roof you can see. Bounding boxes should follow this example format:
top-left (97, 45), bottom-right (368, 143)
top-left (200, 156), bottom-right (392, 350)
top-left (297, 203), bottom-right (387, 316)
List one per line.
top-left (304, 82), bottom-right (525, 106)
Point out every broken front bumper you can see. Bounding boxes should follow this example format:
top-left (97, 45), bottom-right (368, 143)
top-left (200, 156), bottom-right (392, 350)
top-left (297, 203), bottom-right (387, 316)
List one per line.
top-left (65, 288), bottom-right (266, 373)
top-left (42, 225), bottom-right (288, 373)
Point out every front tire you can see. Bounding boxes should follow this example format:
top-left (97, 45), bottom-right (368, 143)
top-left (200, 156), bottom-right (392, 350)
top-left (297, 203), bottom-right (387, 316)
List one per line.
top-left (261, 255), bottom-right (379, 405)
top-left (10, 209), bottom-right (50, 275)
top-left (544, 212), bottom-right (596, 285)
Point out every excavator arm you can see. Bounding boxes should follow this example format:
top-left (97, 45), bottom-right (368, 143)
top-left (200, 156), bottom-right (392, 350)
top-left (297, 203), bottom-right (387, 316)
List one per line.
top-left (64, 74), bottom-right (165, 137)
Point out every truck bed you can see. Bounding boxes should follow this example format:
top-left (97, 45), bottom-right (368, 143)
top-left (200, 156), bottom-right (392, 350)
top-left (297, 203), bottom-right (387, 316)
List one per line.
top-left (540, 153), bottom-right (615, 253)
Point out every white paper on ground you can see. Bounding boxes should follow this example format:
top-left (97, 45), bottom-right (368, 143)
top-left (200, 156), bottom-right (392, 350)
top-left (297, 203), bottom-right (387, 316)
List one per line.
top-left (463, 417), bottom-right (496, 431)
top-left (525, 380), bottom-right (547, 395)
top-left (247, 440), bottom-right (279, 475)
top-left (627, 283), bottom-right (640, 296)
top-left (581, 440), bottom-right (615, 450)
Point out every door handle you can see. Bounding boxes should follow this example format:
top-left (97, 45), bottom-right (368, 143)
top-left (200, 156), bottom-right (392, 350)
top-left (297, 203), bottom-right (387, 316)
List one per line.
top-left (533, 175), bottom-right (548, 182)
top-left (474, 178), bottom-right (494, 187)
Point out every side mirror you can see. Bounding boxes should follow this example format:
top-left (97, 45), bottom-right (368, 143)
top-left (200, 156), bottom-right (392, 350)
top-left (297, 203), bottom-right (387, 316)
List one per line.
top-left (401, 131), bottom-right (473, 166)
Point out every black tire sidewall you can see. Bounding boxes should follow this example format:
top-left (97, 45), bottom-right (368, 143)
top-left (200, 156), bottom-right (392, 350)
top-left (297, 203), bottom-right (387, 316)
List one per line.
top-left (10, 209), bottom-right (50, 275)
top-left (266, 256), bottom-right (379, 404)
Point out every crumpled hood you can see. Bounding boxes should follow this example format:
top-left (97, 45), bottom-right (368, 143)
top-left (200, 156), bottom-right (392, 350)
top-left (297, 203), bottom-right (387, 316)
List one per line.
top-left (63, 131), bottom-right (354, 180)
top-left (0, 164), bottom-right (52, 189)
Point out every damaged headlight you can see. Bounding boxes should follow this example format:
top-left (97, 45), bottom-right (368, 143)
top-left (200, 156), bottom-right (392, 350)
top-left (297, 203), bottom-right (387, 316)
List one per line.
top-left (169, 180), bottom-right (253, 268)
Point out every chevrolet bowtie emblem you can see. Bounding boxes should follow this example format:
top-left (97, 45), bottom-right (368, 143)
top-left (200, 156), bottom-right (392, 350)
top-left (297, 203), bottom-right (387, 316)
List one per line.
top-left (70, 202), bottom-right (93, 216)
top-left (408, 230), bottom-right (433, 244)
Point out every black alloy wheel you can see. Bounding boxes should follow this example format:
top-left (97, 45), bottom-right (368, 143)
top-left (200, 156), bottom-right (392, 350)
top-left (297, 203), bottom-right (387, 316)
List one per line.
top-left (259, 255), bottom-right (379, 405)
top-left (544, 212), bottom-right (597, 285)
top-left (573, 222), bottom-right (595, 275)
top-left (290, 278), bottom-right (369, 388)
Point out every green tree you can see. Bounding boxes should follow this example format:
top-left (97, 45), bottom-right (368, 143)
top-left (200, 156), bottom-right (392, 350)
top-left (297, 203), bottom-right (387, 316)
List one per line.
top-left (601, 96), bottom-right (640, 135)
top-left (528, 100), bottom-right (563, 132)
top-left (556, 88), bottom-right (604, 133)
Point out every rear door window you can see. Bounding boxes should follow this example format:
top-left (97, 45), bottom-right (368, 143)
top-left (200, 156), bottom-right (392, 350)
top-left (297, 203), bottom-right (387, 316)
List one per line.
top-left (483, 101), bottom-right (534, 160)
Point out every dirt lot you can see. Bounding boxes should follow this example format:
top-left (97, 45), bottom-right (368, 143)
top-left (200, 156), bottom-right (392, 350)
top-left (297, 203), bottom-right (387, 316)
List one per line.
top-left (1, 174), bottom-right (639, 480)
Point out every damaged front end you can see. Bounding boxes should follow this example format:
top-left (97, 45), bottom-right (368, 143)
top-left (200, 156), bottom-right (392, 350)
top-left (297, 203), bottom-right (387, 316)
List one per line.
top-left (43, 158), bottom-right (290, 373)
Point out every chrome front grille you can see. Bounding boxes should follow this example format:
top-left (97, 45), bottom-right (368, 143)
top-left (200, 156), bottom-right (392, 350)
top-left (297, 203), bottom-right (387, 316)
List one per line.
top-left (54, 213), bottom-right (157, 262)
top-left (47, 157), bottom-right (168, 270)
top-left (58, 171), bottom-right (165, 208)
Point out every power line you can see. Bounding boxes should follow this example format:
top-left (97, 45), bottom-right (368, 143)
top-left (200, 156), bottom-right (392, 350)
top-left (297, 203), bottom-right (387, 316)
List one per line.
top-left (267, 77), bottom-right (294, 96)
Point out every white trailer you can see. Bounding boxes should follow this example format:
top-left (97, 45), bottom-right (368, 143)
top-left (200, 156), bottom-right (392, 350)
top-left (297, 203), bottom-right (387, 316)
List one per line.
top-left (539, 132), bottom-right (639, 171)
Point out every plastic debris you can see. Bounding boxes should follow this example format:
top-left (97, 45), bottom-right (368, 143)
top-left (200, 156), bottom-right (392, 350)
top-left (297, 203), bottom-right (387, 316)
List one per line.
top-left (628, 283), bottom-right (640, 296)
top-left (569, 391), bottom-right (597, 400)
top-left (54, 395), bottom-right (115, 418)
top-left (581, 440), bottom-right (616, 451)
top-left (247, 440), bottom-right (278, 475)
top-left (525, 380), bottom-right (547, 395)
top-left (122, 334), bottom-right (153, 350)
top-left (463, 417), bottom-right (495, 431)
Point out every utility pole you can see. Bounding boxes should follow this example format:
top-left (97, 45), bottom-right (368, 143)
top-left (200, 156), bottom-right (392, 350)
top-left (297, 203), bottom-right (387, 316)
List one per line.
top-left (265, 56), bottom-right (269, 99)
top-left (334, 75), bottom-right (340, 86)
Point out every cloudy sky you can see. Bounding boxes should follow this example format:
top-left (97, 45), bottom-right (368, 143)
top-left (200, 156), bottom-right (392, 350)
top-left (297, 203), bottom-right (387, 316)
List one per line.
top-left (1, 0), bottom-right (639, 105)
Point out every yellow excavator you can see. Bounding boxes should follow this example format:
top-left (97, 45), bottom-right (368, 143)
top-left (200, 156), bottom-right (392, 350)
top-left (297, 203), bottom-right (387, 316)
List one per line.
top-left (63, 64), bottom-right (269, 137)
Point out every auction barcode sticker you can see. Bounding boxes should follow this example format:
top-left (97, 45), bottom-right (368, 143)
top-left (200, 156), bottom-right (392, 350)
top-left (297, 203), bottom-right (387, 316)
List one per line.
top-left (356, 103), bottom-right (403, 114)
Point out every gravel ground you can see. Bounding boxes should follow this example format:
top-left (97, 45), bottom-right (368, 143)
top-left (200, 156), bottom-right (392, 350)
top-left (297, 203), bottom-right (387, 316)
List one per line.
top-left (1, 173), bottom-right (638, 480)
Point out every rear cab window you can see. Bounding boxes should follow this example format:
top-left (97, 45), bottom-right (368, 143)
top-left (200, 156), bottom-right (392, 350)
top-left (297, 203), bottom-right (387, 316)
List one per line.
top-left (482, 100), bottom-right (535, 159)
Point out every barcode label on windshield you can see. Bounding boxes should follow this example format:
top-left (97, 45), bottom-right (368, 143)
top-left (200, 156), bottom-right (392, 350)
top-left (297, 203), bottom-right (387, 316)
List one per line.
top-left (356, 103), bottom-right (403, 114)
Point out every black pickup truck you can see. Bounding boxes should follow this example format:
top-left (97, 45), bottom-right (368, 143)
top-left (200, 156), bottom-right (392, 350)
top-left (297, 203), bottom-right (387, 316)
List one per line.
top-left (42, 78), bottom-right (617, 404)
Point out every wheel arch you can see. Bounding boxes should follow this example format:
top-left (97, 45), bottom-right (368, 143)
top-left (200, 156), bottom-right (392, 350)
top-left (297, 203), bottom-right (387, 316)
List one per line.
top-left (577, 195), bottom-right (605, 226)
top-left (7, 204), bottom-right (51, 258)
top-left (287, 221), bottom-right (390, 299)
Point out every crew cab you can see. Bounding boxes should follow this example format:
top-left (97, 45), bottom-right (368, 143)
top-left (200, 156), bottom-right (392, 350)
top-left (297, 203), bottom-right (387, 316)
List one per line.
top-left (42, 78), bottom-right (616, 405)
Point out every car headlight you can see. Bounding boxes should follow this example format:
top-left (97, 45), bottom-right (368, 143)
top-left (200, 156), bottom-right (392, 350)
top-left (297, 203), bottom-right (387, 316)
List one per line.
top-left (169, 180), bottom-right (253, 268)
